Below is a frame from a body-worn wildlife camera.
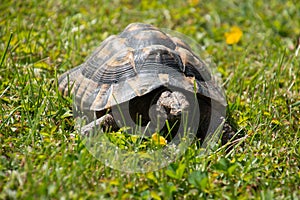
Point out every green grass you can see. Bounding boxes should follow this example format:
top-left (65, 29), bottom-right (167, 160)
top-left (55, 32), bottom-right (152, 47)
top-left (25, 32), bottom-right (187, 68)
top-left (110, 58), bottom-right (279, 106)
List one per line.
top-left (1, 0), bottom-right (300, 199)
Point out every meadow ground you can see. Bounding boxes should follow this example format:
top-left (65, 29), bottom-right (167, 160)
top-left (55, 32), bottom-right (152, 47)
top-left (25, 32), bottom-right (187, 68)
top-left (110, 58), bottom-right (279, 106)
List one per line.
top-left (0, 0), bottom-right (299, 199)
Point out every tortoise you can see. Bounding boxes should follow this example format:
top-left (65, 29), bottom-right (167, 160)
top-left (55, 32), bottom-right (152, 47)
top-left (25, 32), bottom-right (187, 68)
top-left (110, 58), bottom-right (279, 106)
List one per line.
top-left (58, 23), bottom-right (233, 144)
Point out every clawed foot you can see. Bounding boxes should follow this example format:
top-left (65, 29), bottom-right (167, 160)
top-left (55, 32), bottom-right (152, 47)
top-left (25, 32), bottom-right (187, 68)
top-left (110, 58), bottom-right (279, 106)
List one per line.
top-left (80, 114), bottom-right (118, 136)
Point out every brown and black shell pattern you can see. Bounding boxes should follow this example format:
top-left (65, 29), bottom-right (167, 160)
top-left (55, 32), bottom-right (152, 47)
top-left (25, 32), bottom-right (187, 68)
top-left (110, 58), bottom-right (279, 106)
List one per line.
top-left (58, 23), bottom-right (226, 118)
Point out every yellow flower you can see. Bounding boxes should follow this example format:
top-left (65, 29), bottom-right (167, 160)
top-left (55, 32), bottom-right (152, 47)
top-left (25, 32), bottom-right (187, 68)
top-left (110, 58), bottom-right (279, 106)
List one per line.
top-left (224, 26), bottom-right (243, 45)
top-left (151, 133), bottom-right (167, 146)
top-left (271, 119), bottom-right (282, 126)
top-left (188, 0), bottom-right (199, 6)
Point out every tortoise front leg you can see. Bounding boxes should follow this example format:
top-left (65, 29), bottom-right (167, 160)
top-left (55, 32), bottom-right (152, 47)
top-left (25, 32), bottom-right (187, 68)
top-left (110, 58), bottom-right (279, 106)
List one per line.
top-left (80, 114), bottom-right (118, 136)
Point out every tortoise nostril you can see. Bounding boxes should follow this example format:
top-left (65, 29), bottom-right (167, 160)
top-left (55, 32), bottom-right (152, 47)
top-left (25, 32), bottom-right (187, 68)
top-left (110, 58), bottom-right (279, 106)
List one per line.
top-left (170, 109), bottom-right (181, 117)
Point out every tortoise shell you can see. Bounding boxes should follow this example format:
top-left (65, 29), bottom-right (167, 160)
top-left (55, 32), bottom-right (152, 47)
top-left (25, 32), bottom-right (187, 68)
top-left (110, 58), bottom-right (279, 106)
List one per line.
top-left (58, 23), bottom-right (226, 117)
